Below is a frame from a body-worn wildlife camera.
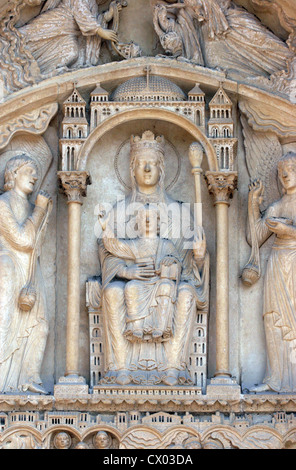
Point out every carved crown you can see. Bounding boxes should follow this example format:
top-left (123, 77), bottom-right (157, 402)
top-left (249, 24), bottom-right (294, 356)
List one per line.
top-left (130, 131), bottom-right (165, 155)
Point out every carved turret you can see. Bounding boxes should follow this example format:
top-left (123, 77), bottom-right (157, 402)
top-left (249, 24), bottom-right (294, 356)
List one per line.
top-left (60, 87), bottom-right (89, 171)
top-left (208, 84), bottom-right (237, 171)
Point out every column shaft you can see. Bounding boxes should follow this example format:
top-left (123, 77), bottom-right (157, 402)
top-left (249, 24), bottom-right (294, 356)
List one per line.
top-left (205, 171), bottom-right (237, 378)
top-left (65, 200), bottom-right (82, 376)
top-left (58, 170), bottom-right (91, 380)
top-left (215, 201), bottom-right (230, 376)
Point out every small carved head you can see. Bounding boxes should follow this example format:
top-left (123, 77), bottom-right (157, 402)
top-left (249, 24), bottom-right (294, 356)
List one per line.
top-left (53, 431), bottom-right (72, 449)
top-left (4, 154), bottom-right (38, 194)
top-left (93, 430), bottom-right (112, 449)
top-left (278, 151), bottom-right (296, 194)
top-left (161, 32), bottom-right (183, 56)
top-left (74, 441), bottom-right (89, 449)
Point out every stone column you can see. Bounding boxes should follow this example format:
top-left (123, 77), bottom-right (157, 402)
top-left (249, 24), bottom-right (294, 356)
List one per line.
top-left (54, 171), bottom-right (91, 396)
top-left (205, 171), bottom-right (240, 398)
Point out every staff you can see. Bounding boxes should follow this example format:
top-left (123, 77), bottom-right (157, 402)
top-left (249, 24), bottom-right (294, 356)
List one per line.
top-left (189, 142), bottom-right (204, 228)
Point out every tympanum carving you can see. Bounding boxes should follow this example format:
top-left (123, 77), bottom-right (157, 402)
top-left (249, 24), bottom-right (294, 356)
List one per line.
top-left (152, 0), bottom-right (293, 79)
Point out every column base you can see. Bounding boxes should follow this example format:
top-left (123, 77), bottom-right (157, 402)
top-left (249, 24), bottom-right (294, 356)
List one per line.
top-left (206, 376), bottom-right (241, 400)
top-left (54, 374), bottom-right (89, 397)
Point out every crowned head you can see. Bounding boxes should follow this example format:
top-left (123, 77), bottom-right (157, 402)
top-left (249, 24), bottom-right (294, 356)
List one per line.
top-left (130, 131), bottom-right (165, 194)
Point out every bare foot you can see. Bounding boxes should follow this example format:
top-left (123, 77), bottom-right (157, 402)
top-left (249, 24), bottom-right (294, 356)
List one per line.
top-left (26, 383), bottom-right (48, 394)
top-left (152, 329), bottom-right (163, 339)
top-left (249, 383), bottom-right (271, 393)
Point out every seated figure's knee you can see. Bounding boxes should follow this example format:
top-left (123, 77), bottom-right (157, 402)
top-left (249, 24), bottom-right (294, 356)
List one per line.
top-left (177, 285), bottom-right (194, 309)
top-left (124, 280), bottom-right (138, 296)
top-left (104, 282), bottom-right (125, 303)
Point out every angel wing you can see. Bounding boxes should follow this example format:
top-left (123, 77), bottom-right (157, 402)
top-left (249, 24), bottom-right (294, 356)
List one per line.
top-left (240, 114), bottom-right (283, 211)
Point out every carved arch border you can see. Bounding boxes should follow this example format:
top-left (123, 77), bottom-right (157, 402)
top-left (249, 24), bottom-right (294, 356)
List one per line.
top-left (77, 108), bottom-right (219, 172)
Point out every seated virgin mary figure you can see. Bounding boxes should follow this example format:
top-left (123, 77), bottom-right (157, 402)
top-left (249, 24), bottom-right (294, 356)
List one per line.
top-left (97, 131), bottom-right (209, 386)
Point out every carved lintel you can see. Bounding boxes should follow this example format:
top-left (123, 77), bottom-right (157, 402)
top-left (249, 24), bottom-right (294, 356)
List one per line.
top-left (205, 171), bottom-right (238, 204)
top-left (58, 171), bottom-right (91, 204)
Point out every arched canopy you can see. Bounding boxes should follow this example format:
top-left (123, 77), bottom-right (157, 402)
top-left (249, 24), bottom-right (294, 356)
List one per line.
top-left (77, 108), bottom-right (219, 171)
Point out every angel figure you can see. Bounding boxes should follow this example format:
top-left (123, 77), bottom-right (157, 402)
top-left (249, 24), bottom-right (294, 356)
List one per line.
top-left (159, 0), bottom-right (293, 78)
top-left (19, 0), bottom-right (120, 75)
top-left (245, 152), bottom-right (296, 393)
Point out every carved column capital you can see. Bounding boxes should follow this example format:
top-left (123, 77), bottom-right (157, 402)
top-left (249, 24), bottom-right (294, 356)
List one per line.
top-left (58, 171), bottom-right (91, 204)
top-left (205, 171), bottom-right (238, 204)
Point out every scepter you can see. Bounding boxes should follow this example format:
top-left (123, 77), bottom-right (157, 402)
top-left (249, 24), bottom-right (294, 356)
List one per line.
top-left (189, 142), bottom-right (204, 228)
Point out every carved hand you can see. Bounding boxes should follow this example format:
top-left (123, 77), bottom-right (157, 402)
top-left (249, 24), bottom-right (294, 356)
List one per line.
top-left (97, 27), bottom-right (118, 43)
top-left (193, 226), bottom-right (206, 261)
top-left (249, 179), bottom-right (264, 205)
top-left (123, 263), bottom-right (155, 281)
top-left (35, 190), bottom-right (52, 211)
top-left (265, 218), bottom-right (296, 239)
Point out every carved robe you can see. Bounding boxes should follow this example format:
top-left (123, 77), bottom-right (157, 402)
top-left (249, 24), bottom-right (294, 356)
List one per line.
top-left (19, 0), bottom-right (108, 73)
top-left (195, 0), bottom-right (293, 77)
top-left (0, 190), bottom-right (48, 393)
top-left (254, 193), bottom-right (296, 392)
top-left (98, 191), bottom-right (209, 385)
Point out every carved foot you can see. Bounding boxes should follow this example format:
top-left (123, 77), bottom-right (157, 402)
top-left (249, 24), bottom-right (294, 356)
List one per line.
top-left (152, 329), bottom-right (163, 340)
top-left (133, 329), bottom-right (144, 339)
top-left (25, 383), bottom-right (48, 394)
top-left (249, 383), bottom-right (272, 393)
top-left (116, 371), bottom-right (131, 386)
top-left (162, 369), bottom-right (179, 386)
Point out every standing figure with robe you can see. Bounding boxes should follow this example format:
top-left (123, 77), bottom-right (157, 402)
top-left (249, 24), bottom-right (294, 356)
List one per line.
top-left (0, 154), bottom-right (52, 394)
top-left (247, 152), bottom-right (296, 393)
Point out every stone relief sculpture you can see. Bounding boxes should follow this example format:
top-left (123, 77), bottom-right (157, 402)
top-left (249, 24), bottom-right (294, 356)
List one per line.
top-left (152, 2), bottom-right (203, 63)
top-left (153, 0), bottom-right (293, 78)
top-left (0, 432), bottom-right (41, 449)
top-left (0, 154), bottom-right (52, 394)
top-left (244, 152), bottom-right (296, 393)
top-left (99, 205), bottom-right (182, 343)
top-left (97, 130), bottom-right (209, 386)
top-left (0, 0), bottom-right (42, 95)
top-left (19, 0), bottom-right (121, 75)
top-left (53, 431), bottom-right (72, 449)
top-left (93, 430), bottom-right (118, 449)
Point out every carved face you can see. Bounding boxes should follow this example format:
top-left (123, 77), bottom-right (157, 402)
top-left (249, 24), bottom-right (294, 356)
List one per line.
top-left (134, 151), bottom-right (161, 189)
top-left (278, 160), bottom-right (296, 193)
top-left (14, 163), bottom-right (38, 196)
top-left (94, 431), bottom-right (111, 449)
top-left (54, 432), bottom-right (71, 449)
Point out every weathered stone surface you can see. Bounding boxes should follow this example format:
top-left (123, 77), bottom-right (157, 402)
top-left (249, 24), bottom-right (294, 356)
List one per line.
top-left (0, 0), bottom-right (295, 450)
